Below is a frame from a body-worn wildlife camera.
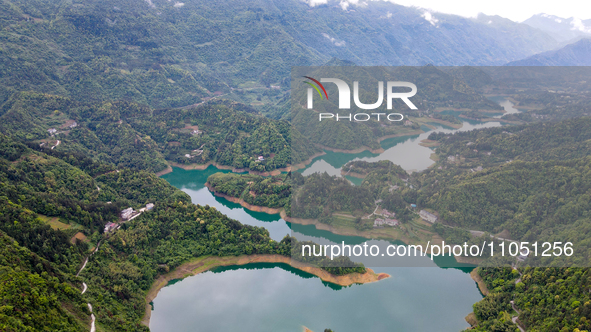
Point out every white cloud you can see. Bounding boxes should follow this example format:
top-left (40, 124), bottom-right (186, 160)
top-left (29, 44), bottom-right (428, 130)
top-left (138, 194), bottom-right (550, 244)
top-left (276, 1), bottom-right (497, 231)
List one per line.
top-left (303, 0), bottom-right (328, 6)
top-left (143, 0), bottom-right (156, 8)
top-left (174, 2), bottom-right (185, 7)
top-left (322, 33), bottom-right (346, 46)
top-left (570, 18), bottom-right (591, 33)
top-left (383, 0), bottom-right (591, 23)
top-left (421, 11), bottom-right (438, 26)
top-left (303, 0), bottom-right (365, 11)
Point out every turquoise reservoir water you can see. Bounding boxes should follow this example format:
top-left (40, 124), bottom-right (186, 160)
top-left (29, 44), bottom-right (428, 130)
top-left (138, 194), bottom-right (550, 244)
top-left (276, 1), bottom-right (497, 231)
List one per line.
top-left (152, 117), bottom-right (502, 332)
top-left (155, 165), bottom-right (483, 332)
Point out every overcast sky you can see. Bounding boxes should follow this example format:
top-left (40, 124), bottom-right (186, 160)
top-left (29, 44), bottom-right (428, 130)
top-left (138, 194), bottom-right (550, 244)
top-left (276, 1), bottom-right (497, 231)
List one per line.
top-left (308, 0), bottom-right (591, 22)
top-left (389, 0), bottom-right (591, 22)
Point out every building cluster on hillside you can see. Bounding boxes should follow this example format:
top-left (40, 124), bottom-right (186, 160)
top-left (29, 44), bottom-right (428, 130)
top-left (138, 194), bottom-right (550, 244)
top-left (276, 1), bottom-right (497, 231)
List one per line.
top-left (374, 218), bottom-right (399, 227)
top-left (419, 210), bottom-right (438, 223)
top-left (104, 222), bottom-right (118, 233)
top-left (378, 209), bottom-right (395, 218)
top-left (121, 207), bottom-right (135, 220)
top-left (105, 203), bottom-right (155, 234)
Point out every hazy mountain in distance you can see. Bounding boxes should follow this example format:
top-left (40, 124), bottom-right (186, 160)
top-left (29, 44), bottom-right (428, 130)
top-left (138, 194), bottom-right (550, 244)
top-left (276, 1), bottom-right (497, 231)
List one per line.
top-left (473, 13), bottom-right (558, 53)
top-left (522, 13), bottom-right (591, 43)
top-left (506, 38), bottom-right (591, 66)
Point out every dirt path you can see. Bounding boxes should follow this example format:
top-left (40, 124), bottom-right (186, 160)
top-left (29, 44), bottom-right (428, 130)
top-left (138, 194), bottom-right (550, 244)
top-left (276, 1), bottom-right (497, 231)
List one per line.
top-left (511, 268), bottom-right (526, 332)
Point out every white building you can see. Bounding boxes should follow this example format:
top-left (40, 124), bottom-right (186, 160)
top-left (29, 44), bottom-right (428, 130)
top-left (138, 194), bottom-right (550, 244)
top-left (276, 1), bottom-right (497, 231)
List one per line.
top-left (374, 218), bottom-right (399, 227)
top-left (146, 203), bottom-right (154, 210)
top-left (121, 207), bottom-right (134, 220)
top-left (419, 210), bottom-right (438, 223)
top-left (104, 222), bottom-right (118, 233)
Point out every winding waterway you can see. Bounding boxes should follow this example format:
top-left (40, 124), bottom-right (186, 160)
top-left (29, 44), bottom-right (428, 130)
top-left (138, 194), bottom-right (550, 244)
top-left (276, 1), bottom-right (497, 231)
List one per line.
top-left (151, 102), bottom-right (515, 332)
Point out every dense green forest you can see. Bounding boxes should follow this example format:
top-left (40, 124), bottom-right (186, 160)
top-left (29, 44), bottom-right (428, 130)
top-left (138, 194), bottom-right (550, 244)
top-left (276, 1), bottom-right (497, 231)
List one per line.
top-left (3, 0), bottom-right (591, 330)
top-left (206, 160), bottom-right (416, 225)
top-left (418, 118), bottom-right (591, 330)
top-left (418, 119), bottom-right (591, 257)
top-left (0, 233), bottom-right (89, 332)
top-left (0, 92), bottom-right (318, 173)
top-left (467, 267), bottom-right (591, 332)
top-left (0, 134), bottom-right (362, 331)
top-left (0, 0), bottom-right (560, 119)
top-left (207, 172), bottom-right (291, 209)
top-left (206, 115), bottom-right (591, 331)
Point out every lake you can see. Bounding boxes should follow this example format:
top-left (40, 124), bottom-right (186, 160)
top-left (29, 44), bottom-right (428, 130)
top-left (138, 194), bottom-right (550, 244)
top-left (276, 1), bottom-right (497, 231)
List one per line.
top-left (154, 166), bottom-right (482, 331)
top-left (151, 114), bottom-right (503, 332)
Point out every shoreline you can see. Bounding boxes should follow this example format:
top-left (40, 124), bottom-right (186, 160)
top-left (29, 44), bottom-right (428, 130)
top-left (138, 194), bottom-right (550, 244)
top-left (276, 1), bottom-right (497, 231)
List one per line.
top-left (411, 117), bottom-right (463, 129)
top-left (205, 186), bottom-right (436, 252)
top-left (433, 107), bottom-right (504, 114)
top-left (470, 268), bottom-right (489, 296)
top-left (142, 254), bottom-right (390, 327)
top-left (315, 143), bottom-right (385, 154)
top-left (313, 130), bottom-right (425, 155)
top-left (340, 170), bottom-right (367, 179)
top-left (458, 114), bottom-right (523, 124)
top-left (205, 182), bottom-right (284, 214)
top-left (376, 129), bottom-right (425, 143)
top-left (156, 151), bottom-right (327, 177)
top-left (204, 185), bottom-right (481, 264)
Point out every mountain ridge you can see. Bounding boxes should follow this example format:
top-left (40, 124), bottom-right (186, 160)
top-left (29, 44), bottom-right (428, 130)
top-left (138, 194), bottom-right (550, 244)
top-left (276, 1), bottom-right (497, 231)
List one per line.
top-left (506, 38), bottom-right (591, 66)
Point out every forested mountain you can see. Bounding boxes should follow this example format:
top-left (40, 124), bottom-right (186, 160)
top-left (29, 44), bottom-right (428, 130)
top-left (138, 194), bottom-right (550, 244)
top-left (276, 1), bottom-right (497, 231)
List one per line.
top-left (0, 0), bottom-right (559, 113)
top-left (0, 133), bottom-right (360, 331)
top-left (0, 233), bottom-right (89, 332)
top-left (419, 118), bottom-right (591, 241)
top-left (3, 0), bottom-right (591, 331)
top-left (506, 38), bottom-right (591, 66)
top-left (419, 119), bottom-right (591, 330)
top-left (469, 267), bottom-right (591, 331)
top-left (206, 117), bottom-right (591, 331)
top-left (0, 92), bottom-right (317, 172)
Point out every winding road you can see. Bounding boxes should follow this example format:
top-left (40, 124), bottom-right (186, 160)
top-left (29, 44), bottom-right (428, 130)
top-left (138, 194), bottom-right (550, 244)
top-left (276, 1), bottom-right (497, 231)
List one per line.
top-left (77, 240), bottom-right (101, 332)
top-left (51, 140), bottom-right (60, 150)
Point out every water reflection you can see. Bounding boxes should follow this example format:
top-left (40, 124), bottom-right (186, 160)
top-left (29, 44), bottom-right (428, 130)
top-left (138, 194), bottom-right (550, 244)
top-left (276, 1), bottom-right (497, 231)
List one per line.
top-left (150, 262), bottom-right (482, 332)
top-left (301, 119), bottom-right (502, 177)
